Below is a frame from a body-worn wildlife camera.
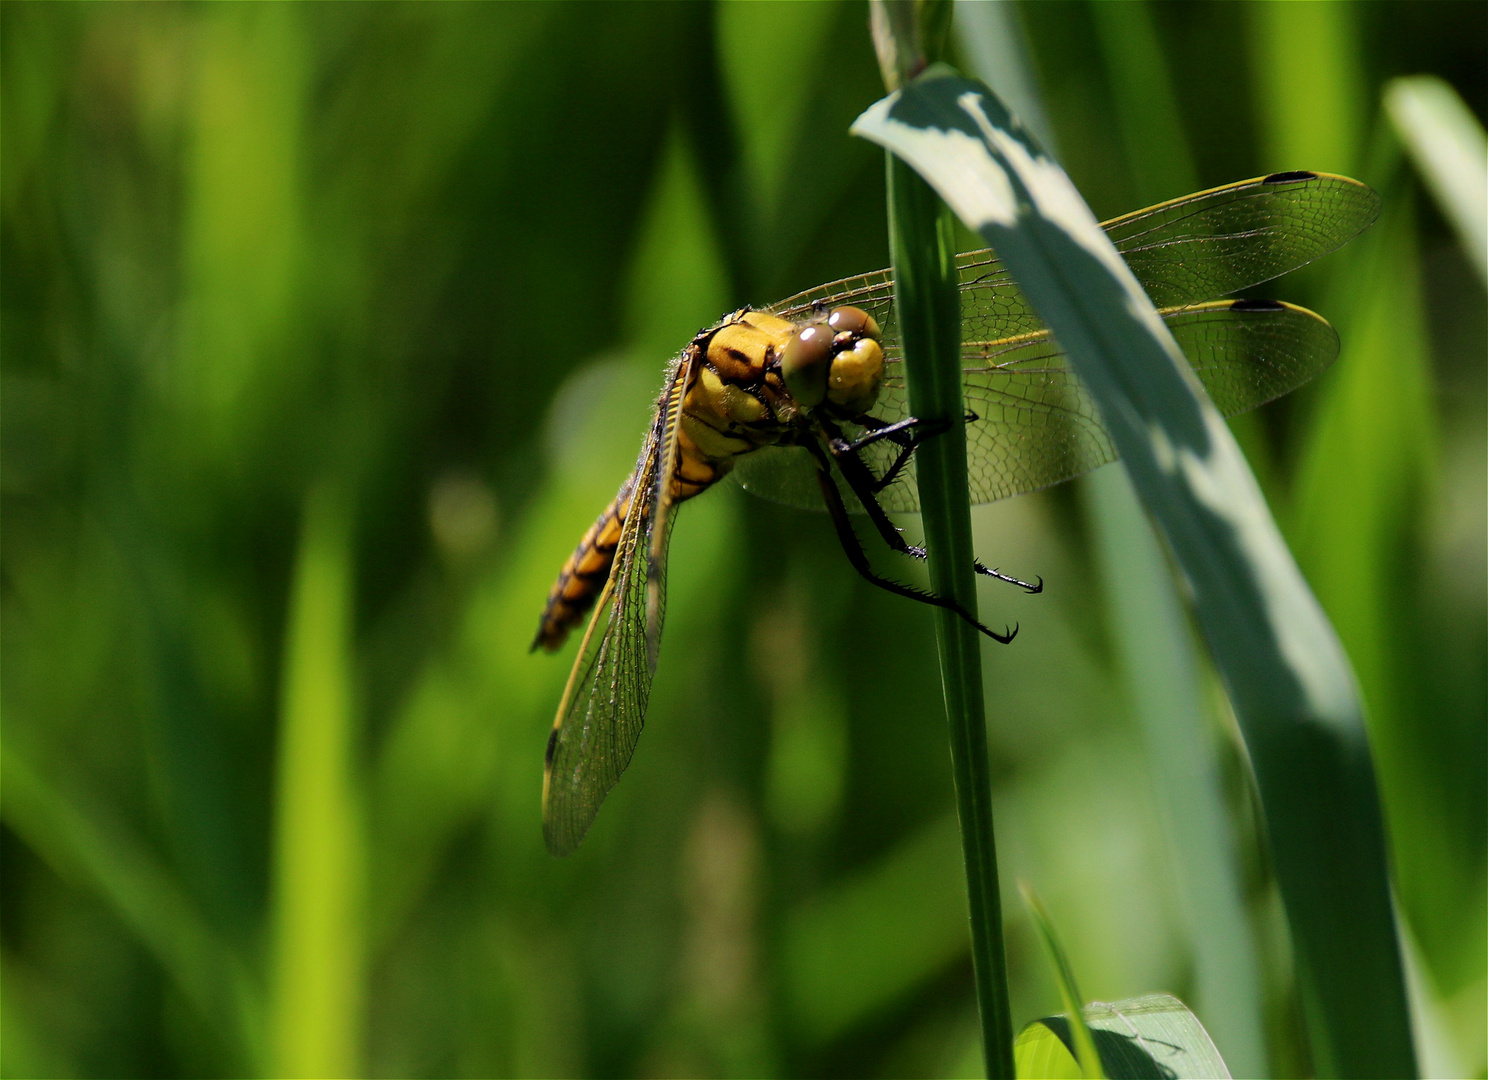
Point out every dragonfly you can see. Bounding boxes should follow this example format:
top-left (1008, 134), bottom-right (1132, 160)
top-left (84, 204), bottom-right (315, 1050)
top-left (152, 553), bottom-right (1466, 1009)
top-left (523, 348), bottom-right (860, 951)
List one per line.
top-left (533, 170), bottom-right (1379, 855)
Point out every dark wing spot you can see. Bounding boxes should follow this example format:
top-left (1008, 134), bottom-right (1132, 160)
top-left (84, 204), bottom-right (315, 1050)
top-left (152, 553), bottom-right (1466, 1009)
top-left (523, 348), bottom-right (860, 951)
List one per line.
top-left (1262, 170), bottom-right (1317, 184)
top-left (545, 727), bottom-right (560, 767)
top-left (1230, 298), bottom-right (1286, 311)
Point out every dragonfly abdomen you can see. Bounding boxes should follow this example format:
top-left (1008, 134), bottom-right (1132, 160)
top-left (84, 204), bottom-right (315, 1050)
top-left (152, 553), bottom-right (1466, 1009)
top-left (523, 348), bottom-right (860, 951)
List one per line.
top-left (534, 428), bottom-right (738, 653)
top-left (532, 485), bottom-right (634, 653)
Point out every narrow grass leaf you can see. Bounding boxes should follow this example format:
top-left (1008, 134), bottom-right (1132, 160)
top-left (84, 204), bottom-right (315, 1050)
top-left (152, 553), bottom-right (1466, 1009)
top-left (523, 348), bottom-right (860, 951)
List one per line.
top-left (872, 7), bottom-right (1014, 1075)
top-left (887, 131), bottom-right (1016, 1080)
top-left (1021, 882), bottom-right (1102, 1079)
top-left (271, 485), bottom-right (365, 1079)
top-left (1384, 76), bottom-right (1488, 286)
top-left (853, 68), bottom-right (1415, 1078)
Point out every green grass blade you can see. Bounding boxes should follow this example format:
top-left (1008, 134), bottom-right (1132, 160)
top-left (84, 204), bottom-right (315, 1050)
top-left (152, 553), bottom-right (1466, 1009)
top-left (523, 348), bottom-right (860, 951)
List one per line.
top-left (957, 10), bottom-right (1268, 1072)
top-left (853, 68), bottom-right (1416, 1078)
top-left (872, 7), bottom-right (1013, 1075)
top-left (1384, 76), bottom-right (1488, 286)
top-left (271, 485), bottom-right (365, 1079)
top-left (1020, 883), bottom-right (1102, 1079)
top-left (887, 135), bottom-right (1016, 1080)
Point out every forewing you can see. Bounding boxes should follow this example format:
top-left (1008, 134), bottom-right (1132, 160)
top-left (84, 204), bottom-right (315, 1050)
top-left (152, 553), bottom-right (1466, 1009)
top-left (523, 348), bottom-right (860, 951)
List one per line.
top-left (1104, 171), bottom-right (1380, 307)
top-left (766, 171), bottom-right (1378, 350)
top-left (542, 355), bottom-right (690, 856)
top-left (946, 171), bottom-right (1379, 343)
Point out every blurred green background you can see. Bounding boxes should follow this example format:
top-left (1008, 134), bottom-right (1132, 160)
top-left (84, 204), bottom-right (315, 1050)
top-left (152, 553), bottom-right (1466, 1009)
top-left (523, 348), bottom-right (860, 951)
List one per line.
top-left (2, 2), bottom-right (1482, 1077)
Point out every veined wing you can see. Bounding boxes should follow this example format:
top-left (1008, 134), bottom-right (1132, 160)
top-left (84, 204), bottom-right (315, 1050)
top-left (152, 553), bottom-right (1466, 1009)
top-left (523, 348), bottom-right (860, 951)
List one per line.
top-left (1101, 171), bottom-right (1378, 307)
top-left (740, 172), bottom-right (1374, 512)
top-left (766, 171), bottom-right (1379, 339)
top-left (732, 299), bottom-right (1337, 513)
top-left (542, 351), bottom-right (691, 856)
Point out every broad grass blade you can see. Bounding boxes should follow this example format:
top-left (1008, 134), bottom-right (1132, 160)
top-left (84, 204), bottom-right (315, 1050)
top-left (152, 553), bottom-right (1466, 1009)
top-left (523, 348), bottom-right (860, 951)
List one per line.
top-left (1017, 993), bottom-right (1232, 1080)
top-left (853, 68), bottom-right (1415, 1078)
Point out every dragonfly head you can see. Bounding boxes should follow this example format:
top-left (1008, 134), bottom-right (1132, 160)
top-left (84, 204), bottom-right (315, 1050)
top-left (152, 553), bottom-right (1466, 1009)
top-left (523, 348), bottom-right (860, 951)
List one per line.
top-left (780, 305), bottom-right (884, 417)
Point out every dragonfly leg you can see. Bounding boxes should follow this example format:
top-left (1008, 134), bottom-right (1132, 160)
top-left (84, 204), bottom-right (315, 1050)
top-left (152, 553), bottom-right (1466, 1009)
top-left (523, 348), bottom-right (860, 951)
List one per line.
top-left (863, 438), bottom-right (916, 493)
top-left (824, 427), bottom-right (929, 553)
top-left (848, 411), bottom-right (979, 453)
top-left (847, 413), bottom-right (946, 450)
top-left (823, 424), bottom-right (1042, 594)
top-left (839, 411), bottom-right (979, 493)
top-left (972, 561), bottom-right (1044, 593)
top-left (808, 444), bottom-right (1017, 645)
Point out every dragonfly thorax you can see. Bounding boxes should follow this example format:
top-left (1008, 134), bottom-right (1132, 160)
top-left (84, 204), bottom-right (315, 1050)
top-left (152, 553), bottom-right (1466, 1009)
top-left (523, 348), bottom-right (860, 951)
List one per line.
top-left (681, 305), bottom-right (885, 466)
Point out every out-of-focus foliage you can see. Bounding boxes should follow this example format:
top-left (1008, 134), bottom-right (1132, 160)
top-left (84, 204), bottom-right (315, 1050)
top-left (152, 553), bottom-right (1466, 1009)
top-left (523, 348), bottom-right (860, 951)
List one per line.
top-left (2, 3), bottom-right (1482, 1078)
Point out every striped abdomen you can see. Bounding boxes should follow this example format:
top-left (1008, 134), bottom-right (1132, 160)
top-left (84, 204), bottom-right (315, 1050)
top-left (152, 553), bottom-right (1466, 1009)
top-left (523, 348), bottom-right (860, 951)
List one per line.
top-left (534, 310), bottom-right (809, 654)
top-left (531, 429), bottom-right (732, 653)
top-left (532, 481), bottom-right (634, 653)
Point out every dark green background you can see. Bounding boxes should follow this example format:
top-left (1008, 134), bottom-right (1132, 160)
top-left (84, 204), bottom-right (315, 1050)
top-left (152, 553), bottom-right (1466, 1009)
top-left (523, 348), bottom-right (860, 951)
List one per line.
top-left (3, 2), bottom-right (1482, 1077)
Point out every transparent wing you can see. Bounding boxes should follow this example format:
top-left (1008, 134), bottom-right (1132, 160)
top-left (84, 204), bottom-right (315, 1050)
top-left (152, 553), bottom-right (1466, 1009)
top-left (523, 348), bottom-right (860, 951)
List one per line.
top-left (733, 300), bottom-right (1338, 513)
top-left (1104, 171), bottom-right (1380, 308)
top-left (765, 171), bottom-right (1379, 337)
top-left (741, 172), bottom-right (1373, 512)
top-left (542, 359), bottom-right (688, 856)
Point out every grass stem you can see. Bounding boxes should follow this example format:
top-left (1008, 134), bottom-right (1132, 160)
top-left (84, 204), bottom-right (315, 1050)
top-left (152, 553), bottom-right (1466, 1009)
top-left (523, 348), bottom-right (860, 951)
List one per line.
top-left (887, 151), bottom-right (1014, 1080)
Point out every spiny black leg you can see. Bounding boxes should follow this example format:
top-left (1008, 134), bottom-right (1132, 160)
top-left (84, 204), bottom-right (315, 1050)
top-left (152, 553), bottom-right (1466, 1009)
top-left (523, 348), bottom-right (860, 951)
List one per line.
top-left (809, 447), bottom-right (1016, 645)
top-left (845, 413), bottom-right (946, 452)
top-left (822, 424), bottom-right (926, 557)
top-left (869, 439), bottom-right (917, 494)
top-left (973, 561), bottom-right (1043, 593)
top-left (838, 411), bottom-right (980, 493)
top-left (823, 420), bottom-right (1042, 597)
top-left (823, 419), bottom-right (955, 564)
top-left (848, 410), bottom-right (980, 454)
top-left (834, 415), bottom-right (941, 494)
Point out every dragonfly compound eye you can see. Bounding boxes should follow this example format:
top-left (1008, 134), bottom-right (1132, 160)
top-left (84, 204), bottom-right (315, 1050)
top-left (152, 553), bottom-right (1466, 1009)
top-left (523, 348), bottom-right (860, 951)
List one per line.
top-left (826, 305), bottom-right (881, 341)
top-left (781, 323), bottom-right (835, 409)
top-left (826, 337), bottom-right (884, 415)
